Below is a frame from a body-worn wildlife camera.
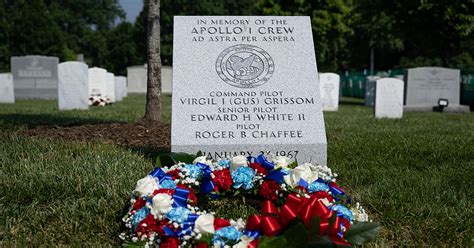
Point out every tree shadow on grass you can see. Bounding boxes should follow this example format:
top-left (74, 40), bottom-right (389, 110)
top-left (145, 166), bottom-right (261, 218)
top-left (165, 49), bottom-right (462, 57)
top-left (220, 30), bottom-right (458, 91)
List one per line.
top-left (0, 113), bottom-right (122, 129)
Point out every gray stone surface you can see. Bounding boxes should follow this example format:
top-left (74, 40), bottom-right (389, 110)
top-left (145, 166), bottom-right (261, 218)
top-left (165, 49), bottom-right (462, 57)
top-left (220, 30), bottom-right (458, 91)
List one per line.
top-left (114, 76), bottom-right (127, 101)
top-left (171, 16), bottom-right (327, 165)
top-left (374, 78), bottom-right (404, 118)
top-left (106, 72), bottom-right (116, 102)
top-left (364, 76), bottom-right (381, 106)
top-left (0, 73), bottom-right (14, 103)
top-left (319, 73), bottom-right (340, 111)
top-left (127, 65), bottom-right (173, 94)
top-left (404, 105), bottom-right (470, 113)
top-left (162, 66), bottom-right (173, 94)
top-left (88, 67), bottom-right (107, 96)
top-left (11, 55), bottom-right (59, 99)
top-left (58, 62), bottom-right (89, 110)
top-left (127, 65), bottom-right (147, 93)
top-left (405, 67), bottom-right (461, 107)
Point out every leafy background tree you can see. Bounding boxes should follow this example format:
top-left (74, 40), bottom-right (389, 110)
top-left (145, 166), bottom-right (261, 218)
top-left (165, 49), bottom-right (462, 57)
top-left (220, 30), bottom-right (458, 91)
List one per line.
top-left (0, 0), bottom-right (473, 74)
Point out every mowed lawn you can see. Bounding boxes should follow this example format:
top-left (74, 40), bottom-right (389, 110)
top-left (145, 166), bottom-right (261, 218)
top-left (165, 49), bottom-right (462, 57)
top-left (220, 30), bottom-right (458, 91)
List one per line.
top-left (1, 95), bottom-right (473, 246)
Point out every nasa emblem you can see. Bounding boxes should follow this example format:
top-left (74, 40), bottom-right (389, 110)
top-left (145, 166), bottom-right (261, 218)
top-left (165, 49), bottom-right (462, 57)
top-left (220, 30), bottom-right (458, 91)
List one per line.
top-left (215, 44), bottom-right (274, 88)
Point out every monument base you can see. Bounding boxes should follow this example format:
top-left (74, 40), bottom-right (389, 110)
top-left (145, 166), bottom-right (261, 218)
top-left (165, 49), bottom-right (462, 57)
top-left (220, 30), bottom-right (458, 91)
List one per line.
top-left (172, 143), bottom-right (327, 166)
top-left (404, 105), bottom-right (471, 113)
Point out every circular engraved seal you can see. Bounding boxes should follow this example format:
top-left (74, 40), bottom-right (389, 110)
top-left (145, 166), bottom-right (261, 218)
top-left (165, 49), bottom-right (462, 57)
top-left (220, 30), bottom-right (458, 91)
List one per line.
top-left (216, 44), bottom-right (274, 88)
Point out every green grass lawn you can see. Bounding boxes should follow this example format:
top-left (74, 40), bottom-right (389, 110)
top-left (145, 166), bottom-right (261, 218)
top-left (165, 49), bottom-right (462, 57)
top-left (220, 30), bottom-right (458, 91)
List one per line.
top-left (1, 95), bottom-right (473, 246)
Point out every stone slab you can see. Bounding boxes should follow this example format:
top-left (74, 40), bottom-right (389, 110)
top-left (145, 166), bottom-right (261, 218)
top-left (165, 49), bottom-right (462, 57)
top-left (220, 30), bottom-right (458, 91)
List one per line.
top-left (127, 65), bottom-right (147, 93)
top-left (374, 78), bottom-right (404, 118)
top-left (405, 67), bottom-right (461, 106)
top-left (404, 105), bottom-right (470, 113)
top-left (11, 55), bottom-right (58, 99)
top-left (88, 67), bottom-right (107, 97)
top-left (127, 65), bottom-right (173, 94)
top-left (365, 76), bottom-right (381, 107)
top-left (0, 73), bottom-right (14, 103)
top-left (319, 73), bottom-right (340, 111)
top-left (171, 16), bottom-right (327, 165)
top-left (58, 62), bottom-right (89, 110)
top-left (115, 76), bottom-right (127, 101)
top-left (106, 72), bottom-right (116, 102)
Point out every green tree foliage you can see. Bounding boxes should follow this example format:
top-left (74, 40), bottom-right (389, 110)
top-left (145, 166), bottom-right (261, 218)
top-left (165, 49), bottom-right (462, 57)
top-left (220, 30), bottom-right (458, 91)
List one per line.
top-left (0, 0), bottom-right (473, 73)
top-left (256, 0), bottom-right (354, 72)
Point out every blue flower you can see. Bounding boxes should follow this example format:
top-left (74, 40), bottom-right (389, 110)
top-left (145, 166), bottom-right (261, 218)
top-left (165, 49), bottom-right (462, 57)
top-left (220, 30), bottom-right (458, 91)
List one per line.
top-left (330, 204), bottom-right (353, 221)
top-left (218, 159), bottom-right (231, 168)
top-left (184, 164), bottom-right (203, 179)
top-left (165, 207), bottom-right (190, 223)
top-left (131, 206), bottom-right (150, 232)
top-left (307, 181), bottom-right (329, 193)
top-left (231, 166), bottom-right (255, 190)
top-left (212, 226), bottom-right (242, 245)
top-left (160, 179), bottom-right (177, 189)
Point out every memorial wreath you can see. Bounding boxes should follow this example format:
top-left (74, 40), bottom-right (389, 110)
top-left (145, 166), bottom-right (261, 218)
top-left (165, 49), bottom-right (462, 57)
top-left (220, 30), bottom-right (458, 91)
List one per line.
top-left (120, 153), bottom-right (379, 247)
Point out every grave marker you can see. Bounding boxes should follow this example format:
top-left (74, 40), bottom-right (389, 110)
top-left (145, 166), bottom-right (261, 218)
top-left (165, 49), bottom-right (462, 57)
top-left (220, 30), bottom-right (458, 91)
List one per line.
top-left (319, 72), bottom-right (340, 111)
top-left (106, 72), bottom-right (116, 102)
top-left (0, 73), bottom-right (14, 103)
top-left (11, 55), bottom-right (58, 99)
top-left (127, 65), bottom-right (147, 93)
top-left (115, 76), bottom-right (127, 101)
top-left (365, 76), bottom-right (381, 107)
top-left (374, 78), bottom-right (404, 118)
top-left (171, 16), bottom-right (327, 164)
top-left (58, 62), bottom-right (89, 110)
top-left (88, 67), bottom-right (107, 97)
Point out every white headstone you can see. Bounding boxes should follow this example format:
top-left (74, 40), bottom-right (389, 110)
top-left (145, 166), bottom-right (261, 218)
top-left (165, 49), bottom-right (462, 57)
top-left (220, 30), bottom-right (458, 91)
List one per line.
top-left (0, 73), bottom-right (14, 103)
top-left (106, 72), bottom-right (116, 102)
top-left (11, 55), bottom-right (59, 99)
top-left (375, 78), bottom-right (404, 118)
top-left (88, 67), bottom-right (107, 97)
top-left (319, 73), bottom-right (340, 111)
top-left (127, 65), bottom-right (147, 93)
top-left (115, 76), bottom-right (127, 101)
top-left (58, 62), bottom-right (89, 110)
top-left (171, 16), bottom-right (327, 164)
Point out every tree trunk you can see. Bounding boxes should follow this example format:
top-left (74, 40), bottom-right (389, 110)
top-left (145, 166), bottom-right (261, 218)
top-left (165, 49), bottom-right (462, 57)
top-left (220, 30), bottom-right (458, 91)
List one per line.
top-left (144, 0), bottom-right (162, 122)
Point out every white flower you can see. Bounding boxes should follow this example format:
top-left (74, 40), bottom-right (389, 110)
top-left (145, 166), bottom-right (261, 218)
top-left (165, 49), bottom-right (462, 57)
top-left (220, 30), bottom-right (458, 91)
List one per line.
top-left (193, 156), bottom-right (212, 165)
top-left (194, 213), bottom-right (215, 234)
top-left (283, 163), bottom-right (318, 187)
top-left (133, 175), bottom-right (159, 197)
top-left (150, 193), bottom-right (174, 217)
top-left (231, 155), bottom-right (247, 171)
top-left (232, 236), bottom-right (254, 248)
top-left (272, 156), bottom-right (291, 169)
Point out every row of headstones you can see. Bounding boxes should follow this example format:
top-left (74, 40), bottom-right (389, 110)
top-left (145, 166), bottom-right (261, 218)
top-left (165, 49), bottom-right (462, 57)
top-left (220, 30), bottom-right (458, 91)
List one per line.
top-left (364, 67), bottom-right (469, 112)
top-left (319, 72), bottom-right (404, 118)
top-left (0, 55), bottom-right (127, 110)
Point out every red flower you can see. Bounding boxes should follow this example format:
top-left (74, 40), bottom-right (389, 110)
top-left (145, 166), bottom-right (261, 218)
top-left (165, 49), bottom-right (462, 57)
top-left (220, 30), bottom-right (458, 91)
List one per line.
top-left (160, 237), bottom-right (179, 248)
top-left (194, 242), bottom-right (209, 248)
top-left (153, 188), bottom-right (175, 196)
top-left (166, 169), bottom-right (180, 179)
top-left (311, 191), bottom-right (334, 202)
top-left (249, 162), bottom-right (268, 176)
top-left (156, 219), bottom-right (178, 237)
top-left (259, 180), bottom-right (281, 201)
top-left (212, 169), bottom-right (233, 192)
top-left (135, 215), bottom-right (160, 237)
top-left (214, 218), bottom-right (231, 230)
top-left (177, 184), bottom-right (198, 205)
top-left (132, 197), bottom-right (146, 210)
